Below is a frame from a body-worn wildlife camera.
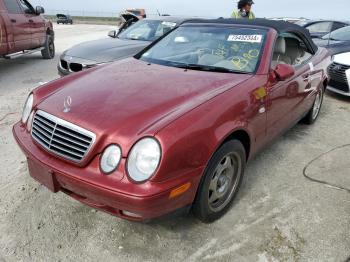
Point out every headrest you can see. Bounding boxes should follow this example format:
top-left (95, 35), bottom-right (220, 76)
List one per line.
top-left (274, 37), bottom-right (286, 55)
top-left (286, 38), bottom-right (305, 57)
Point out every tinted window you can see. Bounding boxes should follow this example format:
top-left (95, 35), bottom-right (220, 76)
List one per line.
top-left (118, 20), bottom-right (177, 41)
top-left (4, 0), bottom-right (22, 14)
top-left (323, 26), bottom-right (350, 41)
top-left (332, 22), bottom-right (346, 31)
top-left (18, 0), bottom-right (34, 14)
top-left (306, 22), bottom-right (332, 33)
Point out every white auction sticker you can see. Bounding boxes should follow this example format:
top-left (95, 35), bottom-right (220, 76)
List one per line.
top-left (227, 34), bottom-right (263, 43)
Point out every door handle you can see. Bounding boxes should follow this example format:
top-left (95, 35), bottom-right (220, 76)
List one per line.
top-left (10, 19), bottom-right (16, 23)
top-left (29, 19), bottom-right (34, 23)
top-left (303, 75), bottom-right (310, 82)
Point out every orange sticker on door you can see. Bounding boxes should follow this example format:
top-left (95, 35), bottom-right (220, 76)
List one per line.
top-left (253, 87), bottom-right (267, 100)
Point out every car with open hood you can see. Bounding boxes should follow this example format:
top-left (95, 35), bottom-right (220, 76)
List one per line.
top-left (125, 8), bottom-right (146, 19)
top-left (14, 18), bottom-right (330, 222)
top-left (56, 14), bottom-right (73, 25)
top-left (57, 14), bottom-right (185, 76)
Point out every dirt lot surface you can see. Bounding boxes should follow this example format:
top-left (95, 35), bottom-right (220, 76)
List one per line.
top-left (0, 24), bottom-right (349, 262)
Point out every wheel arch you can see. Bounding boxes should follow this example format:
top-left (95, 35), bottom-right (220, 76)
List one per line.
top-left (322, 77), bottom-right (328, 91)
top-left (220, 129), bottom-right (251, 161)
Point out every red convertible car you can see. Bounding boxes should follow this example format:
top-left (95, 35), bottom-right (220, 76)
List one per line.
top-left (13, 19), bottom-right (330, 222)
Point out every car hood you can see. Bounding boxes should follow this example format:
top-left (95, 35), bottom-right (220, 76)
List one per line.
top-left (64, 38), bottom-right (149, 63)
top-left (37, 59), bottom-right (252, 152)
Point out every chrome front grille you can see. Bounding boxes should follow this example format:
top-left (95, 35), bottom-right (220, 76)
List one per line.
top-left (31, 110), bottom-right (96, 163)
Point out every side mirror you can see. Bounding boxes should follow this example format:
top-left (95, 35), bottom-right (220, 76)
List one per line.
top-left (108, 30), bottom-right (117, 38)
top-left (35, 6), bottom-right (45, 15)
top-left (274, 64), bottom-right (295, 81)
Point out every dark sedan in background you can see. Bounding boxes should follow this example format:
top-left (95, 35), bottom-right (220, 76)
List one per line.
top-left (57, 14), bottom-right (73, 25)
top-left (296, 20), bottom-right (349, 39)
top-left (313, 26), bottom-right (350, 55)
top-left (58, 15), bottom-right (185, 76)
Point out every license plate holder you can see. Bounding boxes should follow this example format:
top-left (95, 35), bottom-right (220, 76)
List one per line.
top-left (27, 159), bottom-right (59, 193)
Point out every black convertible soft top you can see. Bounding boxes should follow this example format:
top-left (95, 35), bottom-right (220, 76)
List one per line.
top-left (183, 18), bottom-right (318, 54)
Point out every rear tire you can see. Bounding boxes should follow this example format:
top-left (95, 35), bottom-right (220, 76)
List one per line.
top-left (41, 35), bottom-right (55, 59)
top-left (303, 85), bottom-right (324, 125)
top-left (192, 140), bottom-right (246, 223)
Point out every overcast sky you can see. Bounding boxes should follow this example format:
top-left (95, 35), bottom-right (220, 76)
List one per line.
top-left (31, 0), bottom-right (348, 20)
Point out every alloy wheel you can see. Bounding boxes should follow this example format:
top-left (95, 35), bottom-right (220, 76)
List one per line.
top-left (208, 153), bottom-right (242, 212)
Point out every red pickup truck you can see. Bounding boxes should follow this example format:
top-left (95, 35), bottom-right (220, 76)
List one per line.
top-left (0, 0), bottom-right (54, 59)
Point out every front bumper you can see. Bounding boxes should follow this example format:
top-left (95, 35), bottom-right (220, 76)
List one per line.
top-left (327, 85), bottom-right (350, 96)
top-left (327, 62), bottom-right (350, 96)
top-left (13, 122), bottom-right (202, 221)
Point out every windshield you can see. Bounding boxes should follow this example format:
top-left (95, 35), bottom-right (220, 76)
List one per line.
top-left (322, 26), bottom-right (350, 41)
top-left (118, 20), bottom-right (177, 41)
top-left (139, 25), bottom-right (267, 73)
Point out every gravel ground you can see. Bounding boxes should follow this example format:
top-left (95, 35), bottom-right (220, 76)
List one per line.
top-left (0, 24), bottom-right (349, 262)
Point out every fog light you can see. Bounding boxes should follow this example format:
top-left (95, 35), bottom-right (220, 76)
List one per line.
top-left (122, 210), bottom-right (142, 218)
top-left (169, 182), bottom-right (191, 199)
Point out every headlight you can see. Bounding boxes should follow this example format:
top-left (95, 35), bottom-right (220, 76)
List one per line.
top-left (100, 145), bottom-right (122, 174)
top-left (21, 94), bottom-right (34, 124)
top-left (127, 138), bottom-right (161, 182)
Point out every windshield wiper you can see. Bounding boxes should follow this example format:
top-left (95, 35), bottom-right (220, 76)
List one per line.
top-left (172, 63), bottom-right (246, 74)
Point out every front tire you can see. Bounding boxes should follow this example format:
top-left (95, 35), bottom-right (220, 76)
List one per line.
top-left (41, 35), bottom-right (55, 59)
top-left (303, 85), bottom-right (324, 125)
top-left (192, 140), bottom-right (246, 223)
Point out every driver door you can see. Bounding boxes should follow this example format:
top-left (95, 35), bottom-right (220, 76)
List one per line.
top-left (266, 34), bottom-right (312, 140)
top-left (18, 0), bottom-right (45, 48)
top-left (3, 0), bottom-right (32, 52)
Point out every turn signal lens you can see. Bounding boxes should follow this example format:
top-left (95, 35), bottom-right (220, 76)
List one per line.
top-left (21, 94), bottom-right (33, 124)
top-left (26, 111), bottom-right (34, 132)
top-left (169, 182), bottom-right (191, 199)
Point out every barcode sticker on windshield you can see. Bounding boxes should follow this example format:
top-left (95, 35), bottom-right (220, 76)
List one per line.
top-left (227, 35), bottom-right (263, 43)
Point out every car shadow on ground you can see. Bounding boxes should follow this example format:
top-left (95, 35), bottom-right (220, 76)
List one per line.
top-left (325, 89), bottom-right (350, 102)
top-left (0, 54), bottom-right (59, 70)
